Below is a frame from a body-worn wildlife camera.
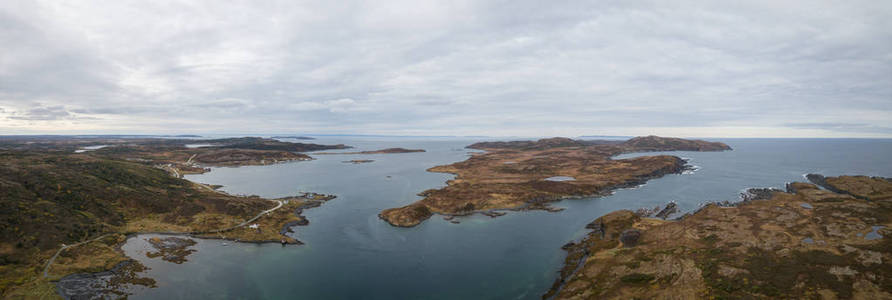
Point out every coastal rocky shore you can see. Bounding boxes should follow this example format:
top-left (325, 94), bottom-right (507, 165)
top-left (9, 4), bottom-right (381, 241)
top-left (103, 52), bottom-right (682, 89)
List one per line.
top-left (379, 136), bottom-right (730, 227)
top-left (545, 175), bottom-right (892, 299)
top-left (55, 260), bottom-right (155, 299)
top-left (47, 192), bottom-right (337, 299)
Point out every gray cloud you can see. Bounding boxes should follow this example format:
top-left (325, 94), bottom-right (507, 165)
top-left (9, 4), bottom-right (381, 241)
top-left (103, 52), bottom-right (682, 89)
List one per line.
top-left (0, 0), bottom-right (890, 137)
top-left (7, 104), bottom-right (72, 120)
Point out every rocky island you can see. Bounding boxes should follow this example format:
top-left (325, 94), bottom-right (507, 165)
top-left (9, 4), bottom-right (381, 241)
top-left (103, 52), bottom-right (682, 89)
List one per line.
top-left (545, 175), bottom-right (892, 299)
top-left (343, 159), bottom-right (375, 164)
top-left (378, 136), bottom-right (731, 227)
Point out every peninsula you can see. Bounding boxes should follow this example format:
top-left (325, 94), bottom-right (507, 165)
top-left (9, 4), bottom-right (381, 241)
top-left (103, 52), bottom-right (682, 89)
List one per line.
top-left (379, 136), bottom-right (730, 227)
top-left (0, 136), bottom-right (346, 298)
top-left (545, 175), bottom-right (892, 299)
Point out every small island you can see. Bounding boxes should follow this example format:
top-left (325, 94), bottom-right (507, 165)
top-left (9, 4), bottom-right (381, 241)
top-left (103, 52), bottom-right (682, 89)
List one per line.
top-left (343, 159), bottom-right (375, 164)
top-left (545, 175), bottom-right (892, 299)
top-left (378, 136), bottom-right (731, 227)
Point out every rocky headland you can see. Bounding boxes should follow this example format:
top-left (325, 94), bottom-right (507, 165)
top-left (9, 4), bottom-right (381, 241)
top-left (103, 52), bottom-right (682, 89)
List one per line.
top-left (379, 136), bottom-right (731, 227)
top-left (545, 175), bottom-right (892, 299)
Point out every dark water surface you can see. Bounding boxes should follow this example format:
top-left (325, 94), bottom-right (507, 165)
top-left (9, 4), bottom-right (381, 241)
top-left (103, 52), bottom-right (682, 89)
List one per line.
top-left (121, 138), bottom-right (892, 299)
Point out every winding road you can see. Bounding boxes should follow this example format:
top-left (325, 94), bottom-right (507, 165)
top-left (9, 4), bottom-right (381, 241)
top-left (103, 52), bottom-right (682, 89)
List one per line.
top-left (195, 199), bottom-right (283, 234)
top-left (43, 198), bottom-right (285, 278)
top-left (43, 156), bottom-right (290, 279)
top-left (43, 234), bottom-right (113, 278)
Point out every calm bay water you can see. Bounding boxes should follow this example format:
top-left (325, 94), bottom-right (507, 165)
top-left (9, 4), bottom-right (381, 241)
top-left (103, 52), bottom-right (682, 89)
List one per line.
top-left (122, 138), bottom-right (892, 299)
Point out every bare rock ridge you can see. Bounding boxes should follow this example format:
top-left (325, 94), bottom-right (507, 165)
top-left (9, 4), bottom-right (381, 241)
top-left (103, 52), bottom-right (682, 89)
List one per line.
top-left (619, 135), bottom-right (732, 152)
top-left (379, 136), bottom-right (731, 227)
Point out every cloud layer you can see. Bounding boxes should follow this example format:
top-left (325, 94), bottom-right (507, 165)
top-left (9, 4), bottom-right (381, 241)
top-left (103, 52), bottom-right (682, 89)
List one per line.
top-left (1, 0), bottom-right (890, 137)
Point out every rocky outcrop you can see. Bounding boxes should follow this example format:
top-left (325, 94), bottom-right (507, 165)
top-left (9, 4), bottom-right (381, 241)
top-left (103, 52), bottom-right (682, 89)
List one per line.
top-left (654, 202), bottom-right (677, 219)
top-left (145, 237), bottom-right (197, 264)
top-left (619, 229), bottom-right (641, 247)
top-left (379, 204), bottom-right (432, 227)
top-left (740, 188), bottom-right (783, 202)
top-left (56, 261), bottom-right (155, 300)
top-left (808, 174), bottom-right (892, 200)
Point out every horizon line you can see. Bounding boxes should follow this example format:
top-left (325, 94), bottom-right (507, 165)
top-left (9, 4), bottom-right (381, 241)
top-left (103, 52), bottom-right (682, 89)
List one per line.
top-left (2, 133), bottom-right (892, 140)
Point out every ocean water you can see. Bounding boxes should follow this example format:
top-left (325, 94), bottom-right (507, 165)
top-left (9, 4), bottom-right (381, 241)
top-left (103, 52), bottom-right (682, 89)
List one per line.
top-left (120, 138), bottom-right (892, 299)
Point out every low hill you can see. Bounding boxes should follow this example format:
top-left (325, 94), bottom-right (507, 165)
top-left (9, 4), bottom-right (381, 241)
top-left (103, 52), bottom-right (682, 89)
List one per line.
top-left (468, 136), bottom-right (731, 152)
top-left (620, 135), bottom-right (732, 151)
top-left (0, 151), bottom-right (273, 295)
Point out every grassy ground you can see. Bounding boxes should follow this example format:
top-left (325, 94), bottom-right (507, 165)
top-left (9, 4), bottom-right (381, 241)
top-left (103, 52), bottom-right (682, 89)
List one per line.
top-left (201, 199), bottom-right (306, 244)
top-left (0, 137), bottom-right (349, 298)
top-left (548, 176), bottom-right (892, 299)
top-left (0, 150), bottom-right (330, 298)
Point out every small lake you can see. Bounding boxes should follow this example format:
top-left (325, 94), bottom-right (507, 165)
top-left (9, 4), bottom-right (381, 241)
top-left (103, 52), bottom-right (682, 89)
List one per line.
top-left (119, 137), bottom-right (892, 299)
top-left (74, 144), bottom-right (108, 153)
top-left (184, 143), bottom-right (214, 148)
top-left (544, 176), bottom-right (575, 182)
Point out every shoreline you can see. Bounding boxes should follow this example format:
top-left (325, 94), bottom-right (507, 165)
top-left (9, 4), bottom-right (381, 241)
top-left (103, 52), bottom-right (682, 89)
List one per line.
top-left (48, 194), bottom-right (335, 299)
top-left (42, 164), bottom-right (336, 298)
top-left (543, 174), bottom-right (892, 299)
top-left (429, 161), bottom-right (696, 221)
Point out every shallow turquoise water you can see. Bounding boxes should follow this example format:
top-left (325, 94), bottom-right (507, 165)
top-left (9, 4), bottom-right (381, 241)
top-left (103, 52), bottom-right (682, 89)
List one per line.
top-left (121, 138), bottom-right (892, 299)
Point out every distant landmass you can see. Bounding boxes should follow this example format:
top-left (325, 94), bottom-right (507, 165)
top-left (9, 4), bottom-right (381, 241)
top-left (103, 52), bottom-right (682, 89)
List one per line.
top-left (270, 136), bottom-right (316, 140)
top-left (317, 148), bottom-right (426, 155)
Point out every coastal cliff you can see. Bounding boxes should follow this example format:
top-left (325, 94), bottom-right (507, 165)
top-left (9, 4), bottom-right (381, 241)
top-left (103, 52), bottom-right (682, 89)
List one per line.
top-left (379, 136), bottom-right (731, 227)
top-left (545, 175), bottom-right (892, 299)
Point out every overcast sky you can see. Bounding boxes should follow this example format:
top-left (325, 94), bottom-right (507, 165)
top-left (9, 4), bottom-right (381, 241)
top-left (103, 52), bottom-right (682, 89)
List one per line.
top-left (1, 1), bottom-right (890, 137)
